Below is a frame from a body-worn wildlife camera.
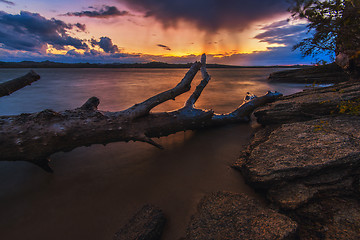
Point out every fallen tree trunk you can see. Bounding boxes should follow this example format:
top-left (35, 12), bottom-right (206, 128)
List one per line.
top-left (0, 70), bottom-right (40, 97)
top-left (0, 54), bottom-right (282, 172)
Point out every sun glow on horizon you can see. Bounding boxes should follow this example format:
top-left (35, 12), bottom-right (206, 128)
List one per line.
top-left (0, 1), bottom-right (315, 65)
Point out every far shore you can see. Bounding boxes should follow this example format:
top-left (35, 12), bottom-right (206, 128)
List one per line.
top-left (0, 61), bottom-right (311, 69)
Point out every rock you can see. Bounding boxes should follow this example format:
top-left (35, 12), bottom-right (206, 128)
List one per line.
top-left (113, 204), bottom-right (166, 240)
top-left (185, 191), bottom-right (298, 240)
top-left (294, 197), bottom-right (360, 239)
top-left (239, 80), bottom-right (360, 239)
top-left (254, 81), bottom-right (360, 125)
top-left (267, 183), bottom-right (319, 210)
top-left (268, 63), bottom-right (349, 84)
top-left (267, 177), bottom-right (355, 210)
top-left (240, 115), bottom-right (360, 186)
top-left (234, 115), bottom-right (360, 210)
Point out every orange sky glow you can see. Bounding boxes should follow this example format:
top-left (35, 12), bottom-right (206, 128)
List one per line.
top-left (0, 0), bottom-right (318, 65)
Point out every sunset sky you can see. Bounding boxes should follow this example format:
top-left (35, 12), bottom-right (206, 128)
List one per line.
top-left (0, 0), bottom-right (330, 65)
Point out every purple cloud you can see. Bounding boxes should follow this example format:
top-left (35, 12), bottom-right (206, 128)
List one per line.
top-left (0, 11), bottom-right (87, 52)
top-left (255, 21), bottom-right (308, 46)
top-left (91, 37), bottom-right (119, 53)
top-left (64, 6), bottom-right (129, 18)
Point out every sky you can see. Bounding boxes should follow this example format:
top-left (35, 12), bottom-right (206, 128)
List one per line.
top-left (0, 0), bottom-right (331, 65)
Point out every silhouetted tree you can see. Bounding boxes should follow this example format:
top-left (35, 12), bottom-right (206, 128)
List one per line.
top-left (290, 0), bottom-right (360, 78)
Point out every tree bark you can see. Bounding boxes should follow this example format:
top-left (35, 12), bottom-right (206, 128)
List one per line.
top-left (0, 70), bottom-right (40, 97)
top-left (0, 54), bottom-right (282, 172)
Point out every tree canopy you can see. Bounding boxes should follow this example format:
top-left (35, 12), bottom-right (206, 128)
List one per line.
top-left (289, 0), bottom-right (360, 61)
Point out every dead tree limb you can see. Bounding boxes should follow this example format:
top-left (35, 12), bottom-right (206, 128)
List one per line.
top-left (185, 54), bottom-right (211, 108)
top-left (0, 70), bottom-right (40, 97)
top-left (0, 54), bottom-right (282, 172)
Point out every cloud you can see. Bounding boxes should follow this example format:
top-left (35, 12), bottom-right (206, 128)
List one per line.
top-left (84, 49), bottom-right (101, 56)
top-left (74, 23), bottom-right (86, 31)
top-left (0, 0), bottom-right (14, 5)
top-left (0, 44), bottom-right (321, 65)
top-left (119, 0), bottom-right (289, 31)
top-left (0, 15), bottom-right (325, 66)
top-left (260, 19), bottom-right (289, 30)
top-left (111, 52), bottom-right (141, 58)
top-left (157, 44), bottom-right (171, 51)
top-left (208, 47), bottom-right (314, 66)
top-left (91, 37), bottom-right (119, 53)
top-left (64, 6), bottom-right (129, 18)
top-left (66, 49), bottom-right (82, 56)
top-left (255, 20), bottom-right (308, 46)
top-left (0, 11), bottom-right (88, 52)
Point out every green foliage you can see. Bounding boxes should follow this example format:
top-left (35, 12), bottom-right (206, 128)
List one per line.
top-left (338, 98), bottom-right (360, 115)
top-left (289, 0), bottom-right (360, 60)
top-left (313, 120), bottom-right (330, 132)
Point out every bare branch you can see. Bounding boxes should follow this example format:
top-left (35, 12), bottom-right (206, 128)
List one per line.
top-left (211, 91), bottom-right (283, 125)
top-left (0, 70), bottom-right (40, 98)
top-left (185, 54), bottom-right (211, 108)
top-left (120, 61), bottom-right (201, 119)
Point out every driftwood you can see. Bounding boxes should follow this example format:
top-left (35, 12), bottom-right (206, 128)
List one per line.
top-left (0, 70), bottom-right (40, 97)
top-left (0, 54), bottom-right (282, 172)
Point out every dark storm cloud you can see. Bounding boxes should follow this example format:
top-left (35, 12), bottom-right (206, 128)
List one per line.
top-left (0, 11), bottom-right (88, 52)
top-left (64, 6), bottom-right (129, 18)
top-left (157, 44), bottom-right (171, 51)
top-left (91, 37), bottom-right (119, 53)
top-left (120, 0), bottom-right (289, 31)
top-left (74, 23), bottom-right (86, 31)
top-left (0, 0), bottom-right (14, 5)
top-left (255, 21), bottom-right (308, 46)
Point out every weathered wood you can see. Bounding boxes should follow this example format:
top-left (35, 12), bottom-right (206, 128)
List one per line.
top-left (0, 70), bottom-right (40, 97)
top-left (119, 61), bottom-right (201, 119)
top-left (185, 54), bottom-right (211, 108)
top-left (0, 55), bottom-right (282, 172)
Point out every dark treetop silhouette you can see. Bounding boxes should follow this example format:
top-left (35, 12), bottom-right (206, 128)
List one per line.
top-left (0, 54), bottom-right (282, 172)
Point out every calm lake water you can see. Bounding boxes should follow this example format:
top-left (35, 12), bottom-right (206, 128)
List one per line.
top-left (0, 68), bottom-right (306, 240)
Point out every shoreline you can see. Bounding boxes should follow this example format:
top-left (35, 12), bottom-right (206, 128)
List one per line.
top-left (0, 61), bottom-right (310, 69)
top-left (115, 79), bottom-right (360, 239)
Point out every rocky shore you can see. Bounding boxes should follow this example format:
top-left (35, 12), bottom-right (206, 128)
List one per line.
top-left (234, 80), bottom-right (360, 239)
top-left (268, 63), bottom-right (349, 84)
top-left (114, 79), bottom-right (360, 239)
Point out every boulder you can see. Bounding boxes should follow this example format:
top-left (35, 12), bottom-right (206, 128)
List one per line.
top-left (113, 204), bottom-right (166, 240)
top-left (294, 197), bottom-right (360, 239)
top-left (185, 191), bottom-right (297, 240)
top-left (232, 114), bottom-right (360, 239)
top-left (239, 80), bottom-right (360, 239)
top-left (254, 81), bottom-right (360, 125)
top-left (238, 115), bottom-right (360, 190)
